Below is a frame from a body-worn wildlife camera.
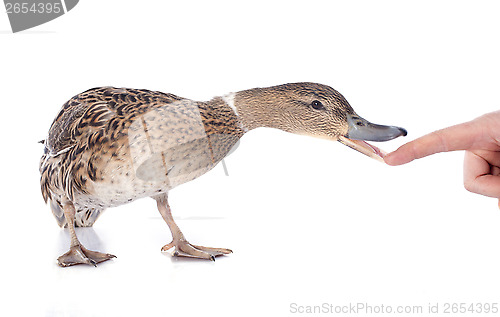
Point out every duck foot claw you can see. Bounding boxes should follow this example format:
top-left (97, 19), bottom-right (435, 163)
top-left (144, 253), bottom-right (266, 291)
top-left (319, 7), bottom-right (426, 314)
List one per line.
top-left (57, 244), bottom-right (116, 267)
top-left (161, 240), bottom-right (232, 261)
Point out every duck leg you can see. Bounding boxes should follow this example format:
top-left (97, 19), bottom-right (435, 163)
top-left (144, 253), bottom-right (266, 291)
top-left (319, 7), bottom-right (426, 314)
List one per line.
top-left (57, 199), bottom-right (116, 267)
top-left (156, 195), bottom-right (232, 261)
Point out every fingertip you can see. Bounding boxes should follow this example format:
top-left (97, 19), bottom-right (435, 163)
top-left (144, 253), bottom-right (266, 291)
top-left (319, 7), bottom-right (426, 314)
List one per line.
top-left (383, 152), bottom-right (402, 166)
top-left (384, 147), bottom-right (416, 166)
top-left (383, 152), bottom-right (398, 166)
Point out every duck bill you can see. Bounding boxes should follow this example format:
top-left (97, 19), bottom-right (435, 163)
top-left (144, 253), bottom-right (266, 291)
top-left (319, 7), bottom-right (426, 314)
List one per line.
top-left (338, 113), bottom-right (407, 162)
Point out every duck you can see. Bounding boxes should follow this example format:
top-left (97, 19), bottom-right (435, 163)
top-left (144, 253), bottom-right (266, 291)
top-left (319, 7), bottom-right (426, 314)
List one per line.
top-left (39, 82), bottom-right (407, 267)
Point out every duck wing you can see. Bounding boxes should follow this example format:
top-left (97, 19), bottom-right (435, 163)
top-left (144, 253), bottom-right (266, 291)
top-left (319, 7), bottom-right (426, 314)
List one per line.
top-left (43, 87), bottom-right (184, 156)
top-left (40, 87), bottom-right (184, 202)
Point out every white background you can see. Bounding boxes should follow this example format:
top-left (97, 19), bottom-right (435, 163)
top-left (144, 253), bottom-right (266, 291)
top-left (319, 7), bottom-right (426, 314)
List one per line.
top-left (1, 1), bottom-right (500, 316)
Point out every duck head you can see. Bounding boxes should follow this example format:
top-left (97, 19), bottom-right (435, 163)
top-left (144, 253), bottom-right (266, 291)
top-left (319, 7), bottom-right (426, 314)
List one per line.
top-left (234, 82), bottom-right (407, 162)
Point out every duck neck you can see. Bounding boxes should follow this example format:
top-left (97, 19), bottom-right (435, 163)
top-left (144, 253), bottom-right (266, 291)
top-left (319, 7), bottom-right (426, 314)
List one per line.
top-left (223, 87), bottom-right (284, 132)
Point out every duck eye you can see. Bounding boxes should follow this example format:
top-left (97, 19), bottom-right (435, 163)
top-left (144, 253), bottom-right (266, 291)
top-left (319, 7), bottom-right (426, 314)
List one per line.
top-left (310, 100), bottom-right (325, 110)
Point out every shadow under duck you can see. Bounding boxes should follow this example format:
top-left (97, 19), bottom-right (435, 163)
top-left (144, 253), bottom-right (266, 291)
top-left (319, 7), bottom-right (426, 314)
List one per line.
top-left (39, 82), bottom-right (407, 267)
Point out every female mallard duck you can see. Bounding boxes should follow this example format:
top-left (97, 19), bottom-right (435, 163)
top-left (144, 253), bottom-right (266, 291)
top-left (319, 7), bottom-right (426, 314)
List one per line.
top-left (39, 82), bottom-right (407, 267)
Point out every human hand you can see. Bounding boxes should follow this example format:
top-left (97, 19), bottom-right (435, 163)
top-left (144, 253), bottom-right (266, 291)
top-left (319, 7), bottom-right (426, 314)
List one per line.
top-left (384, 111), bottom-right (500, 202)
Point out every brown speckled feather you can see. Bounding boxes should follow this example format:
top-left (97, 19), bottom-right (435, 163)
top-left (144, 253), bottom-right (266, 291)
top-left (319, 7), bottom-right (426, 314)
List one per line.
top-left (40, 87), bottom-right (244, 227)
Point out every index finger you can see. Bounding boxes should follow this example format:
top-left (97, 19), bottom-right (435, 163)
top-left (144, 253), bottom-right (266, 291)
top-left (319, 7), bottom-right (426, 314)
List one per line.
top-left (384, 120), bottom-right (478, 166)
